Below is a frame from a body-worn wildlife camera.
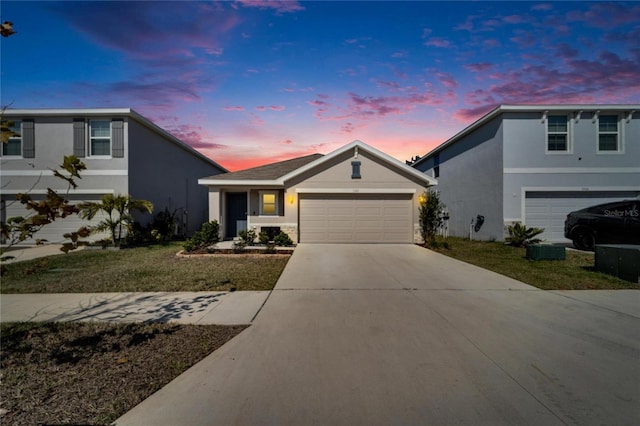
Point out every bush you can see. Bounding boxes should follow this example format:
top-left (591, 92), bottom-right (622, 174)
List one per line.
top-left (232, 241), bottom-right (246, 253)
top-left (505, 222), bottom-right (544, 247)
top-left (264, 243), bottom-right (277, 254)
top-left (238, 229), bottom-right (257, 246)
top-left (273, 231), bottom-right (293, 246)
top-left (183, 221), bottom-right (220, 252)
top-left (419, 190), bottom-right (446, 246)
top-left (258, 231), bottom-right (270, 245)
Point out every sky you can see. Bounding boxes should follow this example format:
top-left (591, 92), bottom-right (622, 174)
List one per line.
top-left (1, 1), bottom-right (639, 171)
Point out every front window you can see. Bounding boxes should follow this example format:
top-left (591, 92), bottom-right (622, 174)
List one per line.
top-left (547, 115), bottom-right (569, 152)
top-left (90, 120), bottom-right (111, 156)
top-left (260, 191), bottom-right (278, 215)
top-left (2, 120), bottom-right (21, 156)
top-left (598, 115), bottom-right (620, 152)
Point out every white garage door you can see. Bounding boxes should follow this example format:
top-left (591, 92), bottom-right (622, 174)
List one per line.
top-left (299, 193), bottom-right (413, 243)
top-left (524, 191), bottom-right (640, 242)
top-left (1, 196), bottom-right (108, 245)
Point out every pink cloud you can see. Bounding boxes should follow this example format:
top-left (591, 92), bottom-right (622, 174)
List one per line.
top-left (424, 37), bottom-right (451, 48)
top-left (223, 106), bottom-right (245, 111)
top-left (164, 124), bottom-right (227, 150)
top-left (235, 0), bottom-right (304, 14)
top-left (282, 139), bottom-right (293, 145)
top-left (436, 72), bottom-right (458, 90)
top-left (503, 15), bottom-right (524, 24)
top-left (269, 105), bottom-right (285, 111)
top-left (256, 106), bottom-right (266, 111)
top-left (566, 3), bottom-right (640, 28)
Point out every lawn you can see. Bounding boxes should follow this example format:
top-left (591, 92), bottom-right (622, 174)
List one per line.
top-left (1, 242), bottom-right (290, 293)
top-left (430, 237), bottom-right (636, 290)
top-left (0, 321), bottom-right (247, 425)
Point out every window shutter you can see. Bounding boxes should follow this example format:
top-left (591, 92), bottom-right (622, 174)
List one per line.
top-left (22, 119), bottom-right (35, 158)
top-left (73, 119), bottom-right (85, 157)
top-left (112, 119), bottom-right (124, 158)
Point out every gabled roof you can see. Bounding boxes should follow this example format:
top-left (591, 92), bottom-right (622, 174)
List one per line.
top-left (4, 108), bottom-right (228, 172)
top-left (200, 153), bottom-right (323, 181)
top-left (199, 140), bottom-right (437, 187)
top-left (412, 104), bottom-right (639, 167)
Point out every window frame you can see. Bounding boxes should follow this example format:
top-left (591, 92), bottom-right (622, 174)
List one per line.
top-left (597, 114), bottom-right (623, 154)
top-left (2, 119), bottom-right (22, 157)
top-left (89, 119), bottom-right (112, 158)
top-left (545, 114), bottom-right (572, 154)
top-left (259, 190), bottom-right (279, 216)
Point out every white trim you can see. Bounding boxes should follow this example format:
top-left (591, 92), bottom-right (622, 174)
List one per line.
top-left (1, 189), bottom-right (115, 195)
top-left (295, 188), bottom-right (417, 194)
top-left (281, 140), bottom-right (437, 186)
top-left (596, 113), bottom-right (625, 155)
top-left (504, 167), bottom-right (640, 174)
top-left (0, 170), bottom-right (129, 177)
top-left (251, 222), bottom-right (298, 227)
top-left (198, 179), bottom-right (280, 186)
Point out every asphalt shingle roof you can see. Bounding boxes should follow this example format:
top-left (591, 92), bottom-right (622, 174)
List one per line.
top-left (202, 153), bottom-right (324, 181)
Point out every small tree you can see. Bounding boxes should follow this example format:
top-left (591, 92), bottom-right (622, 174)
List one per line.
top-left (419, 189), bottom-right (446, 247)
top-left (79, 194), bottom-right (153, 246)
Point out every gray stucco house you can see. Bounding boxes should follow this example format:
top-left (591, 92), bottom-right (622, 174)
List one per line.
top-left (1, 108), bottom-right (226, 244)
top-left (199, 140), bottom-right (437, 243)
top-left (412, 104), bottom-right (640, 243)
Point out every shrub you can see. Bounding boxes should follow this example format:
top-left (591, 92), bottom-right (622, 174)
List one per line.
top-left (183, 221), bottom-right (220, 252)
top-left (505, 222), bottom-right (544, 247)
top-left (264, 243), bottom-right (277, 254)
top-left (232, 241), bottom-right (246, 253)
top-left (258, 231), bottom-right (270, 245)
top-left (238, 229), bottom-right (257, 246)
top-left (273, 231), bottom-right (293, 246)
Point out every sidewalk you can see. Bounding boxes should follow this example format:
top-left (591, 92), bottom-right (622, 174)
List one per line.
top-left (0, 291), bottom-right (270, 325)
top-left (1, 244), bottom-right (73, 264)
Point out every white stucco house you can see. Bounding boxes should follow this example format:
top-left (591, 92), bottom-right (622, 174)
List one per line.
top-left (411, 104), bottom-right (640, 243)
top-left (1, 108), bottom-right (227, 244)
top-left (199, 140), bottom-right (437, 243)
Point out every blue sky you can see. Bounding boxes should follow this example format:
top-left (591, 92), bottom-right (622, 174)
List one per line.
top-left (2, 1), bottom-right (639, 170)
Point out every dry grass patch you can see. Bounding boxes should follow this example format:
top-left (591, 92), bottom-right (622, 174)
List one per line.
top-left (430, 237), bottom-right (635, 290)
top-left (0, 321), bottom-right (247, 426)
top-left (1, 242), bottom-right (289, 293)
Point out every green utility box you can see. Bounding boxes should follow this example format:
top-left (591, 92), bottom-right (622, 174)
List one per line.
top-left (595, 245), bottom-right (640, 284)
top-left (526, 244), bottom-right (566, 261)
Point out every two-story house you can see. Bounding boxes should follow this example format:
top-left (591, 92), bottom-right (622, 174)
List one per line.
top-left (412, 105), bottom-right (640, 243)
top-left (1, 108), bottom-right (226, 244)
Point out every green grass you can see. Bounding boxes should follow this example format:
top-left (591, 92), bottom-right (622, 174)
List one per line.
top-left (1, 242), bottom-right (289, 293)
top-left (430, 237), bottom-right (636, 290)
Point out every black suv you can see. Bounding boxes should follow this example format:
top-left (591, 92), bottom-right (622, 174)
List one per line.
top-left (564, 200), bottom-right (640, 250)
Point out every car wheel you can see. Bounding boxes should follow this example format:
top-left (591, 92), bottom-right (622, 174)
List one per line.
top-left (572, 228), bottom-right (595, 251)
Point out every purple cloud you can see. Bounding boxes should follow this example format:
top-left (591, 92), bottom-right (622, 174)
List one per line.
top-left (223, 106), bottom-right (245, 111)
top-left (465, 63), bottom-right (494, 72)
top-left (236, 0), bottom-right (304, 14)
top-left (164, 124), bottom-right (227, 150)
top-left (424, 37), bottom-right (451, 48)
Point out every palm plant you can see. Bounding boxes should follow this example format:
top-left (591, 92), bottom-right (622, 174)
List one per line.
top-left (79, 194), bottom-right (153, 246)
top-left (505, 222), bottom-right (544, 247)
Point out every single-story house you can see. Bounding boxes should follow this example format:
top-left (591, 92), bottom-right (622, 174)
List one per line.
top-left (198, 140), bottom-right (437, 243)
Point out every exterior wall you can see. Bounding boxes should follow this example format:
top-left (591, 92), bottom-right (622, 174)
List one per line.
top-left (1, 114), bottom-right (129, 244)
top-left (502, 110), bottom-right (640, 231)
top-left (414, 117), bottom-right (505, 241)
top-left (286, 149), bottom-right (429, 243)
top-left (127, 119), bottom-right (225, 235)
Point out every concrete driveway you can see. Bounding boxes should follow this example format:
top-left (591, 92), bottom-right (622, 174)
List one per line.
top-left (116, 244), bottom-right (640, 426)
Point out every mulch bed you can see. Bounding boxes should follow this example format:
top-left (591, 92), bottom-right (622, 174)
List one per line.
top-left (0, 322), bottom-right (247, 425)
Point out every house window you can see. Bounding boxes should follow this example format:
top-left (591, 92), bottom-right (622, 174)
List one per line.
top-left (90, 120), bottom-right (111, 156)
top-left (260, 191), bottom-right (278, 215)
top-left (547, 115), bottom-right (569, 152)
top-left (2, 120), bottom-right (21, 156)
top-left (598, 115), bottom-right (620, 152)
top-left (433, 154), bottom-right (440, 178)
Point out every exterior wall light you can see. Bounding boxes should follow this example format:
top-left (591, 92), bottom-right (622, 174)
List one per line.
top-left (418, 194), bottom-right (427, 204)
top-left (288, 195), bottom-right (295, 205)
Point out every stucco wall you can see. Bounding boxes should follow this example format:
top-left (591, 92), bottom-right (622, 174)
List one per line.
top-left (414, 117), bottom-right (505, 240)
top-left (128, 120), bottom-right (225, 234)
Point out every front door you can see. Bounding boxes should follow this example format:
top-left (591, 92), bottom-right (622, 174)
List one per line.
top-left (226, 192), bottom-right (247, 238)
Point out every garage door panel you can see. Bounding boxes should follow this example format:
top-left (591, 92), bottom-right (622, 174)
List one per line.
top-left (524, 191), bottom-right (640, 242)
top-left (300, 194), bottom-right (413, 243)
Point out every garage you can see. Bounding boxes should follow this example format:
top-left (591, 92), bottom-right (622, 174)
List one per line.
top-left (524, 190), bottom-right (640, 242)
top-left (299, 193), bottom-right (413, 243)
top-left (1, 195), bottom-right (108, 245)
